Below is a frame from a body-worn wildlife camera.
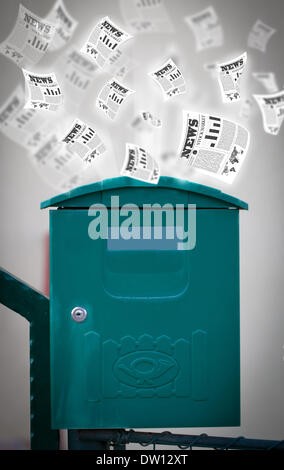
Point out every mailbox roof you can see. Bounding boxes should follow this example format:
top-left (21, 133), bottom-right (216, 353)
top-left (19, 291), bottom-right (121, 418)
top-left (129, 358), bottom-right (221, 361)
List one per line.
top-left (41, 176), bottom-right (248, 210)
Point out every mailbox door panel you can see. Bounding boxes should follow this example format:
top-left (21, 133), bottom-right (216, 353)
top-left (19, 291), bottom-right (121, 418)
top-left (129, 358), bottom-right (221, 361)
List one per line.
top-left (50, 208), bottom-right (240, 429)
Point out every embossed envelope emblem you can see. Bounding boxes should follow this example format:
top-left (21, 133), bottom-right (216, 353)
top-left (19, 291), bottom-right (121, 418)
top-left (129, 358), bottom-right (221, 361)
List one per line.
top-left (113, 351), bottom-right (179, 388)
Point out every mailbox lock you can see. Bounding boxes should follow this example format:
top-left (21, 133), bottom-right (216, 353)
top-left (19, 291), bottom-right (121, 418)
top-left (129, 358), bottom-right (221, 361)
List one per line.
top-left (71, 307), bottom-right (87, 323)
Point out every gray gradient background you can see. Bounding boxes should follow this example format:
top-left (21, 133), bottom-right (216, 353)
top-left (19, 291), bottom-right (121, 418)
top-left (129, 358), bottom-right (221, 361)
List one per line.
top-left (0, 0), bottom-right (283, 449)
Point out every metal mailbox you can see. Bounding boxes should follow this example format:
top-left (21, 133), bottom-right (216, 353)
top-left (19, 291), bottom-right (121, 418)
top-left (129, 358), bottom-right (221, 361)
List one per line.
top-left (41, 176), bottom-right (248, 430)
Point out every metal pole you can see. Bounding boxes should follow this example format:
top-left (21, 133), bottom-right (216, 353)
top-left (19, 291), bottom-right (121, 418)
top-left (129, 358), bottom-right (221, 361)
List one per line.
top-left (78, 429), bottom-right (284, 451)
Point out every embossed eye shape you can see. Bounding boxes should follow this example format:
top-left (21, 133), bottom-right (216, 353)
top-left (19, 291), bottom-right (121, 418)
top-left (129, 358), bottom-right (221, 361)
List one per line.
top-left (113, 351), bottom-right (179, 388)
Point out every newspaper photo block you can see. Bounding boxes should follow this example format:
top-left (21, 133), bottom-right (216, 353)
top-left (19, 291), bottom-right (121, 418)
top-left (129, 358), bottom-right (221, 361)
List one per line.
top-left (185, 6), bottom-right (223, 51)
top-left (96, 79), bottom-right (135, 120)
top-left (248, 20), bottom-right (276, 53)
top-left (120, 0), bottom-right (173, 34)
top-left (254, 91), bottom-right (284, 135)
top-left (80, 16), bottom-right (132, 69)
top-left (46, 0), bottom-right (78, 51)
top-left (217, 52), bottom-right (247, 103)
top-left (178, 111), bottom-right (250, 183)
top-left (23, 69), bottom-right (63, 111)
top-left (62, 119), bottom-right (106, 163)
top-left (0, 4), bottom-right (56, 67)
top-left (252, 72), bottom-right (279, 94)
top-left (121, 143), bottom-right (160, 184)
top-left (149, 59), bottom-right (186, 100)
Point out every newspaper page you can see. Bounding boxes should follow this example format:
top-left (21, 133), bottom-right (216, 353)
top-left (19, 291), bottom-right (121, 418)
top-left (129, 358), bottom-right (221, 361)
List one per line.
top-left (46, 0), bottom-right (78, 51)
top-left (252, 72), bottom-right (279, 93)
top-left (22, 69), bottom-right (63, 111)
top-left (121, 143), bottom-right (160, 184)
top-left (178, 111), bottom-right (250, 183)
top-left (62, 119), bottom-right (107, 163)
top-left (0, 4), bottom-right (56, 67)
top-left (248, 20), bottom-right (276, 52)
top-left (80, 16), bottom-right (132, 69)
top-left (142, 111), bottom-right (162, 128)
top-left (254, 90), bottom-right (284, 135)
top-left (185, 6), bottom-right (223, 51)
top-left (149, 59), bottom-right (186, 100)
top-left (119, 0), bottom-right (173, 34)
top-left (96, 79), bottom-right (135, 120)
top-left (0, 85), bottom-right (53, 151)
top-left (106, 47), bottom-right (136, 81)
top-left (217, 52), bottom-right (247, 103)
top-left (56, 47), bottom-right (99, 98)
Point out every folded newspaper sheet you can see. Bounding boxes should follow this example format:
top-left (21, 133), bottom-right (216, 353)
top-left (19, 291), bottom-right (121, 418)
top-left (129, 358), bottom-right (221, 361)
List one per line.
top-left (22, 69), bottom-right (63, 111)
top-left (254, 90), bottom-right (284, 135)
top-left (62, 119), bottom-right (106, 163)
top-left (121, 143), bottom-right (160, 184)
top-left (178, 111), bottom-right (250, 183)
top-left (0, 85), bottom-right (53, 151)
top-left (96, 79), bottom-right (135, 120)
top-left (185, 6), bottom-right (223, 51)
top-left (248, 20), bottom-right (276, 52)
top-left (0, 4), bottom-right (56, 67)
top-left (80, 16), bottom-right (132, 69)
top-left (149, 59), bottom-right (186, 100)
top-left (142, 111), bottom-right (162, 128)
top-left (106, 47), bottom-right (136, 81)
top-left (252, 72), bottom-right (279, 94)
top-left (46, 0), bottom-right (78, 51)
top-left (217, 52), bottom-right (247, 103)
top-left (120, 0), bottom-right (173, 33)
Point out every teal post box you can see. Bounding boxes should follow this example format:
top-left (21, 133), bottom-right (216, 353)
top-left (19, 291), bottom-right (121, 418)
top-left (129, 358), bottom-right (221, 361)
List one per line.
top-left (41, 176), bottom-right (248, 430)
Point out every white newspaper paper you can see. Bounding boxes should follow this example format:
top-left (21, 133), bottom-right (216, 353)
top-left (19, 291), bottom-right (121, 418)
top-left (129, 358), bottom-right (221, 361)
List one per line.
top-left (22, 69), bottom-right (63, 111)
top-left (120, 0), bottom-right (173, 33)
top-left (252, 72), bottom-right (279, 93)
top-left (46, 0), bottom-right (78, 51)
top-left (57, 47), bottom-right (98, 96)
top-left (96, 79), bottom-right (135, 120)
top-left (121, 143), bottom-right (160, 184)
top-left (149, 59), bottom-right (186, 100)
top-left (254, 91), bottom-right (284, 135)
top-left (185, 6), bottom-right (223, 51)
top-left (80, 16), bottom-right (132, 69)
top-left (0, 4), bottom-right (56, 67)
top-left (0, 85), bottom-right (52, 150)
top-left (178, 111), bottom-right (250, 183)
top-left (106, 47), bottom-right (136, 80)
top-left (142, 111), bottom-right (162, 128)
top-left (217, 52), bottom-right (247, 103)
top-left (248, 20), bottom-right (276, 52)
top-left (62, 119), bottom-right (106, 163)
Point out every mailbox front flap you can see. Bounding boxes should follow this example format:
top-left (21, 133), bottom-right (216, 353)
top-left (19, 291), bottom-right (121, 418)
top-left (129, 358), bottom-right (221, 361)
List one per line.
top-left (41, 176), bottom-right (248, 210)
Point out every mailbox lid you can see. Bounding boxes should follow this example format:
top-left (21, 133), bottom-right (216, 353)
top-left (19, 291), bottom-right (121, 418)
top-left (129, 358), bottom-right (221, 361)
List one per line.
top-left (41, 176), bottom-right (248, 210)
